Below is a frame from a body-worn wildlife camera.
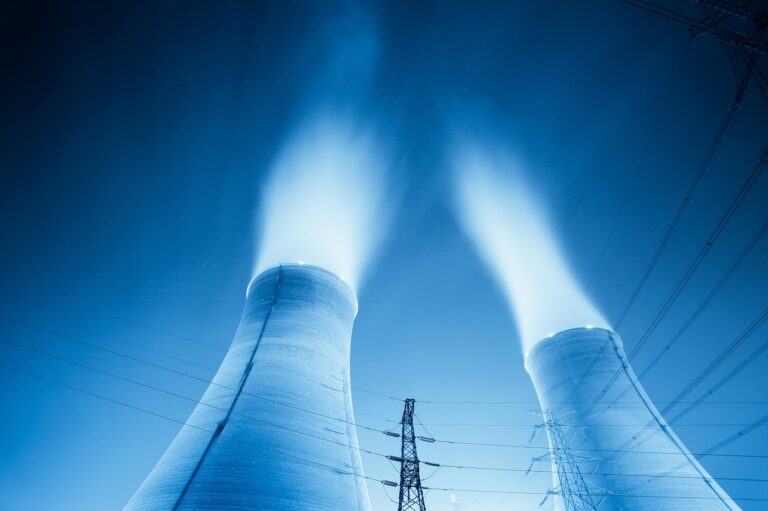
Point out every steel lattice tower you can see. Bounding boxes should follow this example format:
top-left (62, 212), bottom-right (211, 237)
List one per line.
top-left (542, 409), bottom-right (599, 511)
top-left (397, 399), bottom-right (427, 511)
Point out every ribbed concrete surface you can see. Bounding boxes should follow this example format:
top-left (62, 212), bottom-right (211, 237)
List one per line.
top-left (125, 264), bottom-right (371, 511)
top-left (525, 327), bottom-right (739, 511)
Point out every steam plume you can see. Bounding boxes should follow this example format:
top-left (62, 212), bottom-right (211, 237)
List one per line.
top-left (253, 113), bottom-right (391, 291)
top-left (453, 144), bottom-right (610, 353)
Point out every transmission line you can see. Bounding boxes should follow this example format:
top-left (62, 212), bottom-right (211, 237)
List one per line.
top-left (0, 308), bottom-right (404, 413)
top-left (0, 317), bottom-right (391, 435)
top-left (0, 363), bottom-right (386, 486)
top-left (5, 312), bottom-right (767, 467)
top-left (6, 312), bottom-right (761, 434)
top-left (690, 0), bottom-right (767, 108)
top-left (415, 421), bottom-right (765, 428)
top-left (344, 384), bottom-right (767, 407)
top-left (579, 147), bottom-right (768, 418)
top-left (7, 335), bottom-right (765, 470)
top-left (639, 217), bottom-right (768, 378)
top-left (599, 308), bottom-right (768, 454)
top-left (661, 304), bottom-right (768, 415)
top-left (114, 316), bottom-right (227, 353)
top-left (419, 485), bottom-right (767, 502)
top-left (700, 412), bottom-right (768, 457)
top-left (611, 0), bottom-right (768, 55)
top-left (669, 335), bottom-right (768, 423)
top-left (0, 310), bottom-right (403, 420)
top-left (556, 111), bottom-right (744, 423)
top-left (613, 108), bottom-right (737, 331)
top-left (428, 436), bottom-right (765, 459)
top-left (5, 355), bottom-right (766, 501)
top-left (0, 336), bottom-right (395, 459)
top-left (429, 460), bottom-right (768, 483)
top-left (586, 38), bottom-right (694, 290)
top-left (9, 334), bottom-right (768, 471)
top-left (581, 299), bottom-right (768, 441)
top-left (626, 147), bottom-right (767, 362)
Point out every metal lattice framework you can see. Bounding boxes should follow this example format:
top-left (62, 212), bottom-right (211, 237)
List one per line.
top-left (397, 399), bottom-right (427, 511)
top-left (617, 0), bottom-right (768, 108)
top-left (533, 409), bottom-right (607, 511)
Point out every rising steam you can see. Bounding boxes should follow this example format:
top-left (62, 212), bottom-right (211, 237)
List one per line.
top-left (453, 145), bottom-right (610, 354)
top-left (253, 113), bottom-right (391, 291)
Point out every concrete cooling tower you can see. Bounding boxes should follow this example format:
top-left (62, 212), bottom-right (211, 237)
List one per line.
top-left (124, 264), bottom-right (371, 511)
top-left (525, 327), bottom-right (739, 510)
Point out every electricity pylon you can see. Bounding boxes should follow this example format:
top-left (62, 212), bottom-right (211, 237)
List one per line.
top-left (529, 409), bottom-right (606, 510)
top-left (396, 399), bottom-right (427, 511)
top-left (619, 0), bottom-right (767, 109)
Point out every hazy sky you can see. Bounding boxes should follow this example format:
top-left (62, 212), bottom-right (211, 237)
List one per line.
top-left (1, 1), bottom-right (767, 510)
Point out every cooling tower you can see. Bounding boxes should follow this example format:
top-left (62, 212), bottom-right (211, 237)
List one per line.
top-left (124, 264), bottom-right (371, 511)
top-left (524, 327), bottom-right (739, 510)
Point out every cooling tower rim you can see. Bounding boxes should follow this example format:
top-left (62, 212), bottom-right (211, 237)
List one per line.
top-left (524, 326), bottom-right (622, 369)
top-left (247, 263), bottom-right (358, 314)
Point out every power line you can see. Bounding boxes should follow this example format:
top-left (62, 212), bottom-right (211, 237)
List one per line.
top-left (558, 110), bottom-right (744, 423)
top-left (586, 38), bottom-right (694, 290)
top-left (0, 316), bottom-right (389, 435)
top-left (613, 107), bottom-right (737, 330)
top-left (591, 264), bottom-right (768, 425)
top-left (563, 412), bottom-right (768, 505)
top-left (5, 300), bottom-right (766, 414)
top-left (414, 422), bottom-right (765, 428)
top-left (4, 337), bottom-right (761, 435)
top-left (307, 385), bottom-right (768, 408)
top-left (114, 316), bottom-right (227, 353)
top-left (626, 146), bottom-right (767, 362)
top-left (0, 298), bottom-right (411, 416)
top-left (414, 399), bottom-right (768, 405)
top-left (417, 412), bottom-right (768, 500)
top-left (5, 354), bottom-right (766, 498)
top-left (0, 277), bottom-right (230, 355)
top-left (8, 335), bottom-right (766, 472)
top-left (90, 327), bottom-right (219, 373)
top-left (420, 485), bottom-right (768, 502)
top-left (429, 460), bottom-right (768, 483)
top-left (691, 1), bottom-right (767, 109)
top-left (428, 437), bottom-right (766, 459)
top-left (669, 335), bottom-right (768, 423)
top-left (6, 313), bottom-right (763, 428)
top-left (354, 385), bottom-right (407, 402)
top-left (535, 410), bottom-right (601, 510)
top-left (661, 304), bottom-right (768, 415)
top-left (581, 147), bottom-right (768, 418)
top-left (610, 0), bottom-right (768, 54)
top-left (5, 312), bottom-right (767, 459)
top-left (607, 312), bottom-right (768, 452)
top-left (639, 217), bottom-right (768, 378)
top-left (0, 311), bottom-right (400, 426)
top-left (410, 397), bottom-right (768, 405)
top-left (700, 412), bottom-right (768, 457)
top-left (587, 308), bottom-right (768, 458)
top-left (0, 336), bottom-right (392, 460)
top-left (0, 363), bottom-right (386, 486)
top-left (414, 413), bottom-right (435, 441)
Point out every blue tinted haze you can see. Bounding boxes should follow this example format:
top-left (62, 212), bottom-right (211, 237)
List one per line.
top-left (1, 1), bottom-right (767, 510)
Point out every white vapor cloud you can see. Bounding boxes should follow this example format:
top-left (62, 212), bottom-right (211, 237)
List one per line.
top-left (253, 112), bottom-right (392, 291)
top-left (453, 144), bottom-right (610, 354)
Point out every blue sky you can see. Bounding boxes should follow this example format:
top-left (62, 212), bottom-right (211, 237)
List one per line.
top-left (1, 1), bottom-right (767, 510)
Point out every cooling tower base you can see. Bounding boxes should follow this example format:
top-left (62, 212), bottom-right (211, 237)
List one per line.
top-left (124, 264), bottom-right (371, 511)
top-left (525, 327), bottom-right (739, 511)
